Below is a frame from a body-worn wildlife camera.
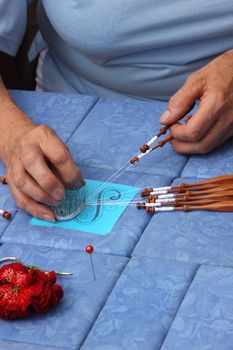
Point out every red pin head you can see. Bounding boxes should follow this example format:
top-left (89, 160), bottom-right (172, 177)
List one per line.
top-left (85, 245), bottom-right (94, 254)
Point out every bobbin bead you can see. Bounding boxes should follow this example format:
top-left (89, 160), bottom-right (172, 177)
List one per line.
top-left (2, 211), bottom-right (11, 220)
top-left (157, 125), bottom-right (169, 137)
top-left (141, 188), bottom-right (153, 197)
top-left (146, 207), bottom-right (155, 214)
top-left (85, 245), bottom-right (94, 254)
top-left (148, 195), bottom-right (156, 202)
top-left (140, 144), bottom-right (149, 153)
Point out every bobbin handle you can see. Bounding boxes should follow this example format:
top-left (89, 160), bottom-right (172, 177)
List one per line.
top-left (181, 201), bottom-right (233, 212)
top-left (157, 125), bottom-right (170, 138)
top-left (150, 135), bottom-right (173, 151)
top-left (204, 201), bottom-right (233, 212)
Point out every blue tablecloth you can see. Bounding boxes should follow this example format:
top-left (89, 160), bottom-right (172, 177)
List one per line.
top-left (0, 90), bottom-right (232, 349)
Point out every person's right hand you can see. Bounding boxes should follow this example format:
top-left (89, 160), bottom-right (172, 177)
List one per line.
top-left (4, 123), bottom-right (83, 221)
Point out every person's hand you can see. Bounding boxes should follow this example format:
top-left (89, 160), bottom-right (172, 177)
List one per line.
top-left (160, 49), bottom-right (233, 154)
top-left (4, 123), bottom-right (83, 221)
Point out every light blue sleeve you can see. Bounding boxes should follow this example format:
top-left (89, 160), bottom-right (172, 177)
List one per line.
top-left (0, 0), bottom-right (28, 56)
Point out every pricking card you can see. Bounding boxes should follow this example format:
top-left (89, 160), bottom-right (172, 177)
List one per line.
top-left (31, 179), bottom-right (139, 235)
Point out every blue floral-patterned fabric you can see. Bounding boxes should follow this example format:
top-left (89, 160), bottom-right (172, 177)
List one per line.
top-left (133, 178), bottom-right (233, 267)
top-left (161, 265), bottom-right (233, 350)
top-left (67, 98), bottom-right (187, 177)
top-left (0, 341), bottom-right (59, 350)
top-left (1, 166), bottom-right (172, 257)
top-left (9, 90), bottom-right (97, 143)
top-left (82, 257), bottom-right (198, 350)
top-left (181, 138), bottom-right (233, 179)
top-left (0, 90), bottom-right (233, 349)
top-left (0, 243), bottom-right (128, 349)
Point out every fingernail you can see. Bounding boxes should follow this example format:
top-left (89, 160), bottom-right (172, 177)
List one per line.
top-left (43, 214), bottom-right (56, 222)
top-left (160, 110), bottom-right (171, 123)
top-left (52, 187), bottom-right (64, 201)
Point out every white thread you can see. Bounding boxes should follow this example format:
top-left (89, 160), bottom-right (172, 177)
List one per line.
top-left (86, 203), bottom-right (138, 207)
top-left (90, 160), bottom-right (131, 198)
top-left (156, 198), bottom-right (176, 203)
top-left (156, 206), bottom-right (175, 212)
top-left (145, 202), bottom-right (162, 207)
top-left (137, 149), bottom-right (151, 160)
top-left (150, 190), bottom-right (168, 195)
top-left (152, 186), bottom-right (171, 191)
top-left (157, 193), bottom-right (175, 199)
top-left (147, 135), bottom-right (158, 146)
top-left (86, 197), bottom-right (142, 205)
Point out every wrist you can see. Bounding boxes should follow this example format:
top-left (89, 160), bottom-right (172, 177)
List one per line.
top-left (0, 101), bottom-right (35, 165)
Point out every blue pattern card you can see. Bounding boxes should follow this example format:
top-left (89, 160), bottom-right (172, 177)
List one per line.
top-left (31, 179), bottom-right (139, 235)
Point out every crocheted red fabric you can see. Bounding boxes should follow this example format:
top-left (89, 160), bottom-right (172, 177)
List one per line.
top-left (0, 262), bottom-right (63, 319)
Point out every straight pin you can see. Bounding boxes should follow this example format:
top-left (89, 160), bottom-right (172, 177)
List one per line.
top-left (85, 245), bottom-right (96, 281)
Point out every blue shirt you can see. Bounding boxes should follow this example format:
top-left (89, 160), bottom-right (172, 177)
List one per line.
top-left (1, 0), bottom-right (233, 100)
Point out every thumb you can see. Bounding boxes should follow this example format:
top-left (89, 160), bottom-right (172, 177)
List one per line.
top-left (160, 75), bottom-right (203, 125)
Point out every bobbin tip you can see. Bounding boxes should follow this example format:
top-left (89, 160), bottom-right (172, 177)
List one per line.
top-left (136, 202), bottom-right (146, 209)
top-left (157, 125), bottom-right (169, 137)
top-left (2, 211), bottom-right (11, 220)
top-left (130, 156), bottom-right (139, 164)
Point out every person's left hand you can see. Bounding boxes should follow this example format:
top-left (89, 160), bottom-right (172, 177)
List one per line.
top-left (160, 49), bottom-right (233, 154)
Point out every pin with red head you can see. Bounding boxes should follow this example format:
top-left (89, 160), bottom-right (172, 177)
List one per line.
top-left (85, 245), bottom-right (96, 281)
